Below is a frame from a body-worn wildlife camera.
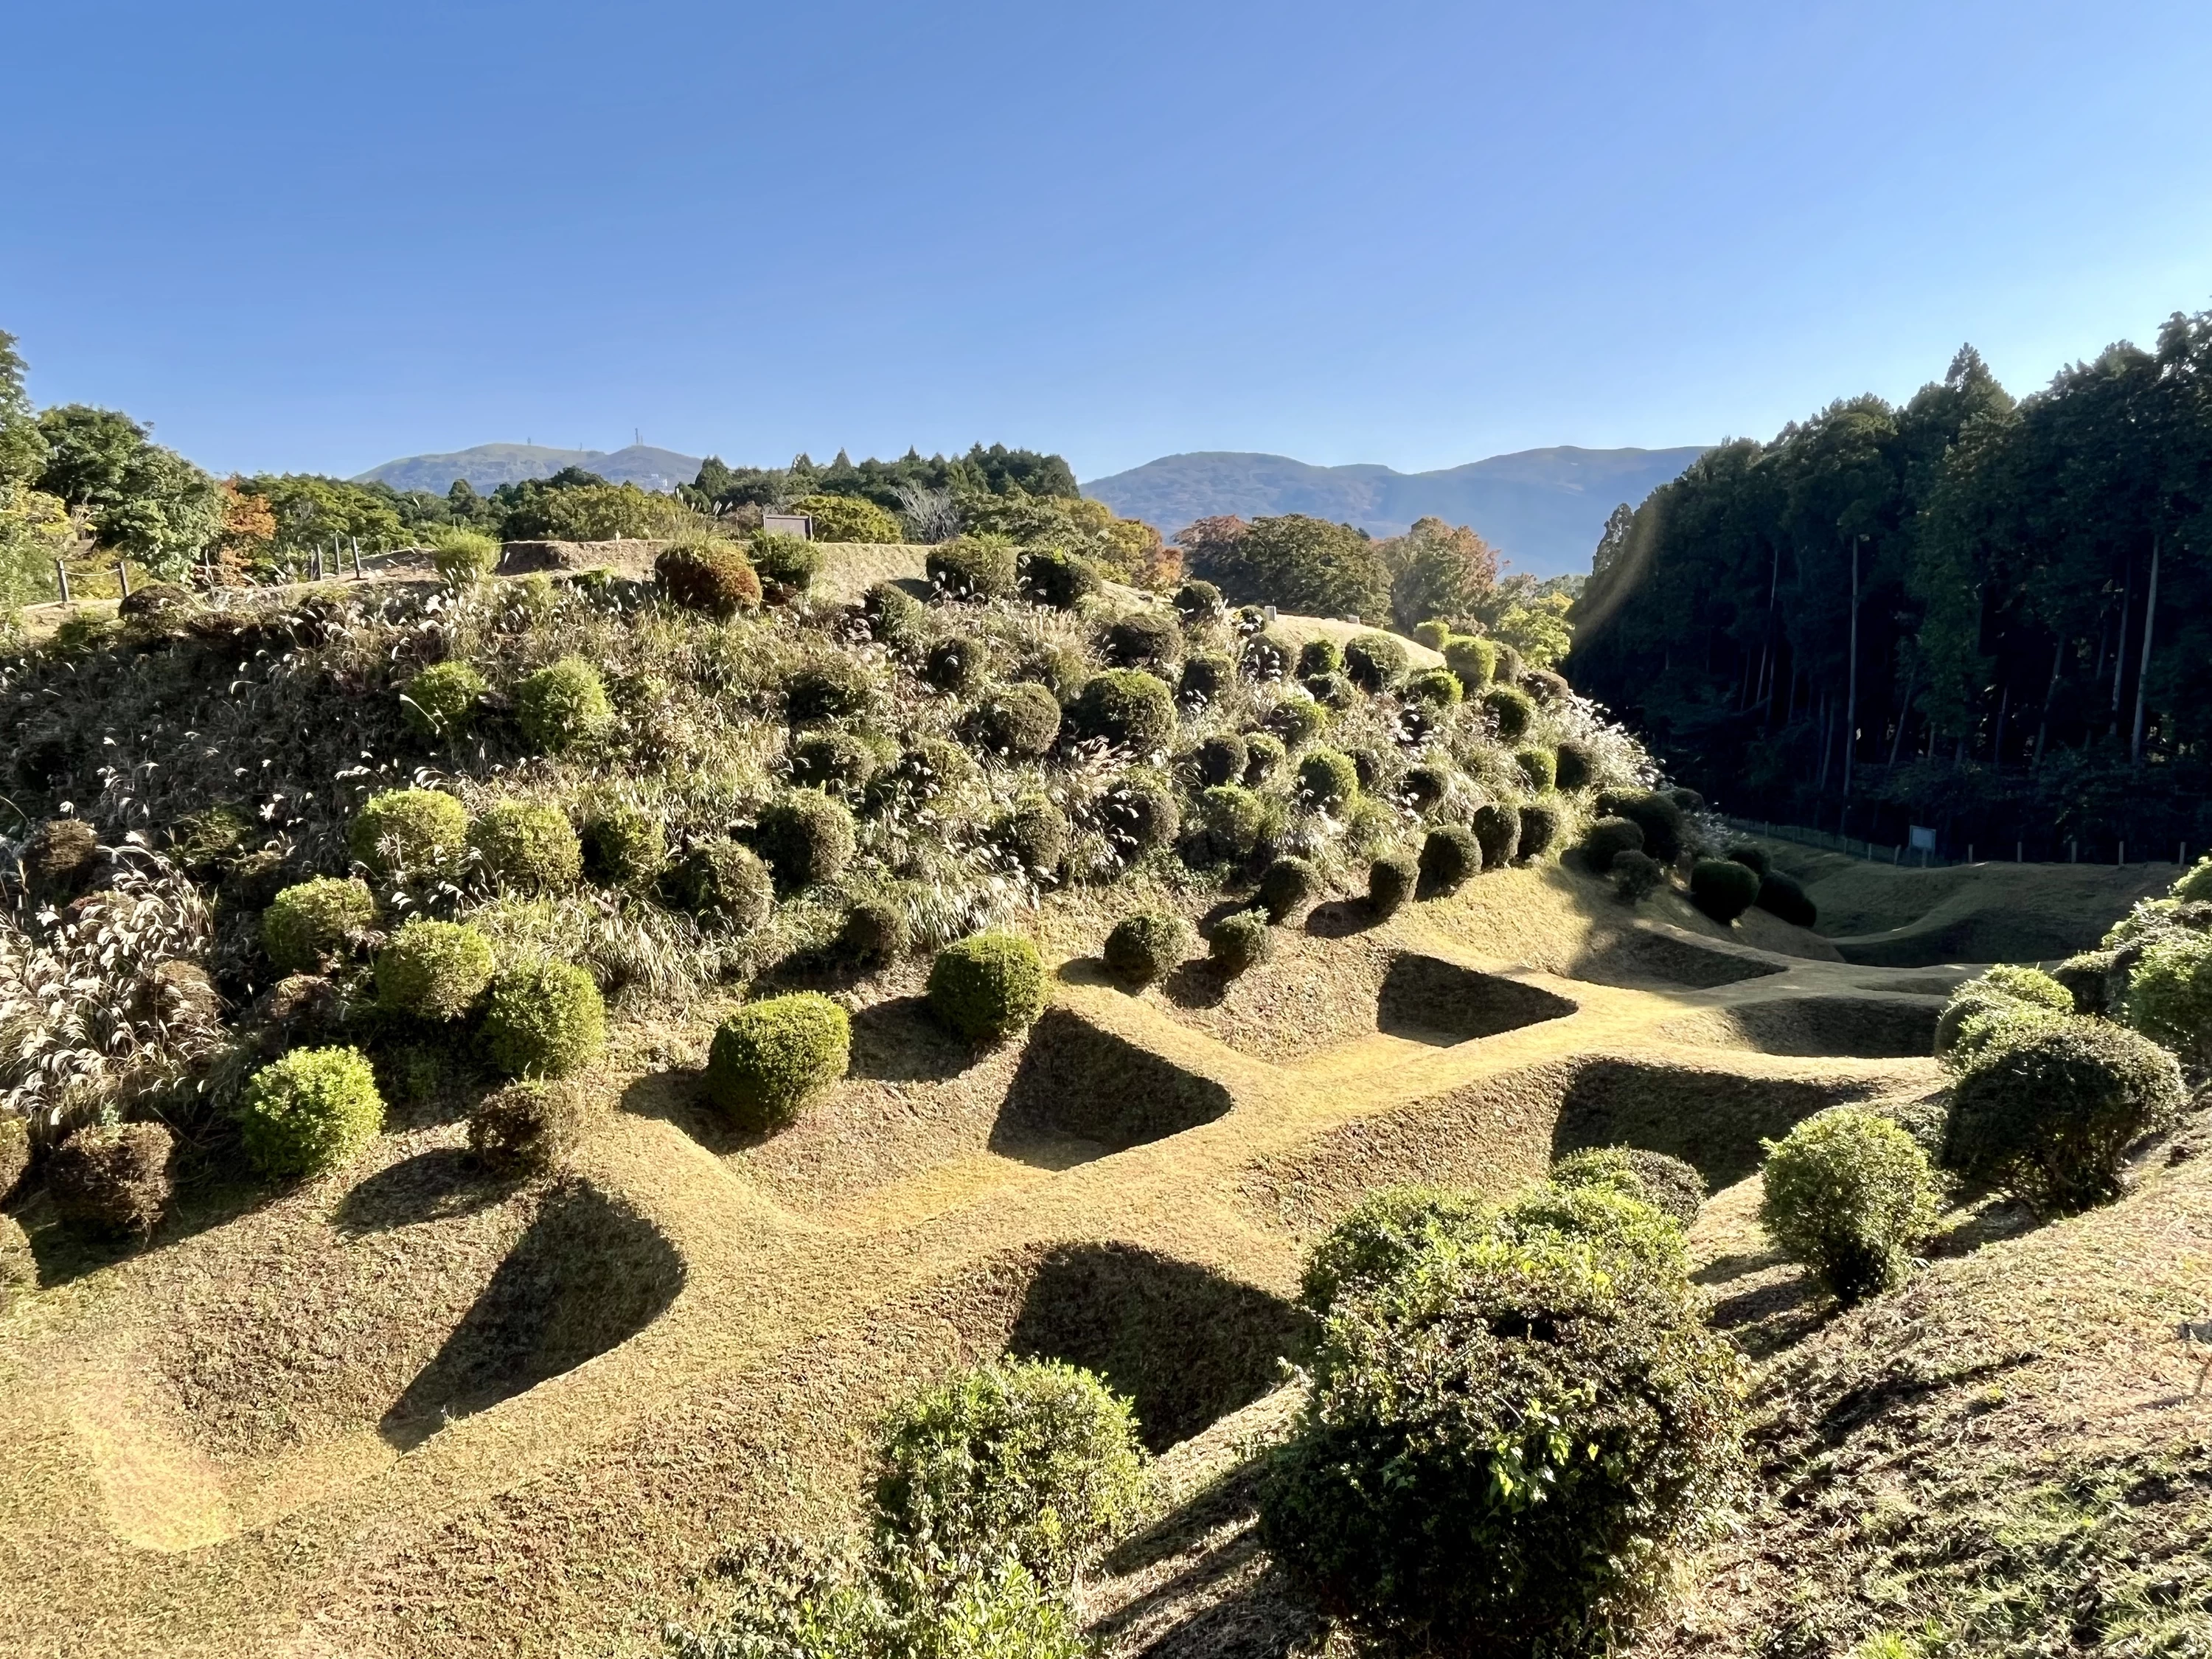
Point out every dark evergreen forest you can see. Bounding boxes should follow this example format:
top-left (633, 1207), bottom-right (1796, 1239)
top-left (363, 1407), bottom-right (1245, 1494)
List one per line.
top-left (1569, 308), bottom-right (2212, 860)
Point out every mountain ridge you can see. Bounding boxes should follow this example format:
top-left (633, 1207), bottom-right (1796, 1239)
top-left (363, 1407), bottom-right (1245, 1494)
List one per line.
top-left (356, 442), bottom-right (703, 495)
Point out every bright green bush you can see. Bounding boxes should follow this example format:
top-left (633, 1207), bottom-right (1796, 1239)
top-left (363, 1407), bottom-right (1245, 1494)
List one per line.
top-left (349, 787), bottom-right (470, 879)
top-left (1553, 1145), bottom-right (1705, 1226)
top-left (1194, 732), bottom-right (1249, 787)
top-left (707, 992), bottom-right (852, 1133)
top-left (790, 730), bottom-right (883, 796)
top-left (1297, 638), bottom-right (1343, 677)
top-left (1481, 683), bottom-right (1536, 741)
top-left (515, 656), bottom-right (612, 753)
top-left (747, 529), bottom-right (821, 592)
top-left (1982, 963), bottom-right (2074, 1010)
top-left (375, 919), bottom-right (495, 1020)
top-left (923, 634), bottom-right (986, 695)
top-left (1298, 1183), bottom-right (1492, 1315)
top-left (1470, 803), bottom-right (1520, 869)
top-left (874, 737), bottom-right (979, 810)
top-left (2126, 931), bottom-right (2212, 1063)
top-left (1242, 730), bottom-right (1287, 785)
top-left (1689, 857), bottom-right (1761, 923)
top-left (402, 660), bottom-right (486, 739)
top-left (1259, 855), bottom-right (1320, 922)
top-left (928, 534), bottom-right (1018, 600)
top-left (970, 683), bottom-right (1062, 757)
top-left (1419, 825), bottom-right (1481, 894)
top-left (1262, 1220), bottom-right (1741, 1656)
top-left (663, 839), bottom-right (773, 930)
top-left (1516, 802), bottom-right (1562, 861)
top-left (2169, 855), bottom-right (2212, 903)
top-left (792, 490), bottom-right (902, 543)
top-left (481, 961), bottom-right (606, 1079)
top-left (1412, 620), bottom-right (1450, 650)
top-left (468, 1079), bottom-right (591, 1175)
top-left (998, 792), bottom-right (1071, 878)
top-left (1554, 739), bottom-right (1596, 792)
top-left (928, 933), bottom-right (1046, 1043)
top-left (1197, 785), bottom-right (1266, 859)
top-left (240, 1046), bottom-right (385, 1180)
top-left (655, 537), bottom-right (759, 617)
top-left (262, 877), bottom-right (375, 973)
top-left (1296, 746), bottom-right (1360, 813)
top-left (1020, 547), bottom-right (1101, 610)
top-left (428, 526), bottom-right (498, 587)
top-left (1343, 631), bottom-right (1408, 691)
top-left (873, 1358), bottom-right (1147, 1590)
top-left (1502, 1183), bottom-right (1689, 1287)
top-left (1513, 746), bottom-right (1556, 792)
top-left (1405, 667), bottom-right (1462, 708)
top-left (1444, 635), bottom-right (1498, 689)
top-left (468, 799), bottom-right (582, 893)
top-left (1208, 908), bottom-right (1273, 975)
top-left (1759, 1108), bottom-right (1941, 1304)
top-left (1103, 911), bottom-right (1192, 984)
top-left (784, 655), bottom-right (872, 724)
top-left (1068, 669), bottom-right (1177, 752)
top-left (1265, 695), bottom-right (1328, 750)
top-left (754, 789), bottom-right (856, 891)
top-left (1368, 852), bottom-right (1417, 917)
top-left (1947, 1018), bottom-right (2185, 1214)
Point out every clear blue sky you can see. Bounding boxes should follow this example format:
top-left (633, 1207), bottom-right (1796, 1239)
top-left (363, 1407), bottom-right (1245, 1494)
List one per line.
top-left (9, 1), bottom-right (2212, 484)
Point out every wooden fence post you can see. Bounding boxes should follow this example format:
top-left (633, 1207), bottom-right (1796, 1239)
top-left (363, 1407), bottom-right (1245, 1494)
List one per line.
top-left (55, 559), bottom-right (70, 603)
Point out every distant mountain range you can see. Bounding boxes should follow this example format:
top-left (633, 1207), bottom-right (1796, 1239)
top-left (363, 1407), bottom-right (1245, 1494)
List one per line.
top-left (356, 442), bottom-right (703, 495)
top-left (1080, 446), bottom-right (1708, 576)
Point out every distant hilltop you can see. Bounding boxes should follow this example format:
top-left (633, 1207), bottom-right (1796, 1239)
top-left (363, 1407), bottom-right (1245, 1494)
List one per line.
top-left (1081, 446), bottom-right (1707, 577)
top-left (355, 442), bottom-right (703, 495)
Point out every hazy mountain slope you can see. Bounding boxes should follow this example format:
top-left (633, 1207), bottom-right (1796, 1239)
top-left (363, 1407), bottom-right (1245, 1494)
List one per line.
top-left (1082, 445), bottom-right (1706, 575)
top-left (357, 442), bottom-right (703, 494)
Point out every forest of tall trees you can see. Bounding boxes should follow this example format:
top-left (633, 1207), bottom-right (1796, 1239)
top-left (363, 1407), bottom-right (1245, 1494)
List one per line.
top-left (1569, 306), bottom-right (2212, 860)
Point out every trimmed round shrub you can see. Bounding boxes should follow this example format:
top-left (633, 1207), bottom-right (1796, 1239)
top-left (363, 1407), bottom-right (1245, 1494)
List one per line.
top-left (655, 538), bottom-right (760, 617)
top-left (1419, 825), bottom-right (1481, 894)
top-left (928, 534), bottom-right (1018, 600)
top-left (1613, 849), bottom-right (1667, 902)
top-left (1480, 683), bottom-right (1536, 741)
top-left (1259, 855), bottom-right (1321, 923)
top-left (1444, 635), bottom-right (1498, 689)
top-left (838, 898), bottom-right (910, 967)
top-left (1242, 731), bottom-right (1287, 785)
top-left (375, 919), bottom-right (495, 1020)
top-left (24, 818), bottom-right (98, 901)
top-left (1296, 746), bottom-right (1360, 813)
top-left (1298, 1184), bottom-right (1492, 1315)
top-left (1103, 911), bottom-right (1192, 985)
top-left (1068, 669), bottom-right (1177, 753)
top-left (1346, 745), bottom-right (1401, 796)
top-left (707, 993), bottom-right (852, 1133)
top-left (47, 1121), bottom-right (174, 1236)
top-left (969, 683), bottom-right (1062, 758)
top-left (1405, 667), bottom-right (1463, 708)
top-left (402, 660), bottom-right (487, 740)
top-left (876, 737), bottom-right (981, 809)
top-left (1553, 1146), bottom-right (1705, 1226)
top-left (998, 793), bottom-right (1071, 878)
top-left (469, 1079), bottom-right (591, 1175)
top-left (0, 1116), bottom-right (27, 1206)
top-left (929, 933), bottom-right (1047, 1043)
top-left (468, 799), bottom-right (582, 893)
top-left (1947, 1018), bottom-right (2185, 1214)
top-left (1494, 643), bottom-right (1525, 684)
top-left (754, 790), bottom-right (856, 891)
top-left (1724, 844), bottom-right (1770, 878)
top-left (2125, 931), bottom-right (2212, 1065)
top-left (1178, 651), bottom-right (1232, 705)
top-left (1020, 548), bottom-right (1101, 609)
top-left (428, 527), bottom-right (498, 587)
top-left (350, 787), bottom-right (469, 879)
top-left (1668, 787), bottom-right (1705, 814)
top-left (111, 579), bottom-right (190, 624)
top-left (1241, 630), bottom-right (1293, 682)
top-left (1098, 769), bottom-right (1182, 857)
top-left (747, 529), bottom-right (820, 594)
top-left (1554, 738), bottom-right (1596, 792)
top-left (664, 840), bottom-right (773, 930)
top-left (1262, 1221), bottom-right (1741, 1656)
top-left (1103, 610), bottom-right (1180, 670)
top-left (1756, 869), bottom-right (1816, 927)
top-left (1759, 1107), bottom-right (1941, 1304)
top-left (1297, 638), bottom-right (1343, 677)
top-left (1601, 790), bottom-right (1686, 864)
top-left (1343, 631), bottom-right (1408, 692)
top-left (1523, 667), bottom-right (1571, 705)
top-left (1265, 695), bottom-right (1327, 750)
top-left (1516, 802), bottom-right (1561, 861)
top-left (789, 731), bottom-right (882, 796)
top-left (262, 877), bottom-right (375, 973)
top-left (793, 491), bottom-right (902, 543)
top-left (240, 1046), bottom-right (386, 1180)
top-left (1402, 763), bottom-right (1452, 813)
top-left (1368, 852), bottom-right (1417, 917)
top-left (1412, 620), bottom-right (1451, 650)
top-left (1208, 909), bottom-right (1274, 975)
top-left (785, 656), bottom-right (872, 725)
top-left (873, 1358), bottom-right (1147, 1591)
top-left (1194, 732), bottom-right (1250, 787)
top-left (1933, 983), bottom-right (2043, 1062)
top-left (2172, 855), bottom-right (2212, 904)
top-left (1174, 579), bottom-right (1224, 622)
top-left (861, 580), bottom-right (928, 651)
top-left (1305, 669), bottom-right (1357, 709)
top-left (481, 961), bottom-right (607, 1079)
top-left (2054, 950), bottom-right (2115, 1018)
top-left (1470, 802), bottom-right (1520, 869)
top-left (515, 656), bottom-right (612, 753)
top-left (1980, 963), bottom-right (2074, 1010)
top-left (0, 1214), bottom-right (32, 1304)
top-left (1513, 746), bottom-right (1556, 793)
top-left (923, 635), bottom-right (985, 695)
top-left (1197, 785), bottom-right (1267, 859)
top-left (1689, 858), bottom-right (1761, 924)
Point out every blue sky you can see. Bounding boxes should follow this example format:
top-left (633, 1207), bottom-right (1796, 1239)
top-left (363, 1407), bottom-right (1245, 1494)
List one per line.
top-left (7, 1), bottom-right (2212, 483)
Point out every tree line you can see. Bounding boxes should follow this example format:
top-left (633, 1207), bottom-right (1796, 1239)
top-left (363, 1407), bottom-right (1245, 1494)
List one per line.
top-left (1569, 306), bottom-right (2212, 858)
